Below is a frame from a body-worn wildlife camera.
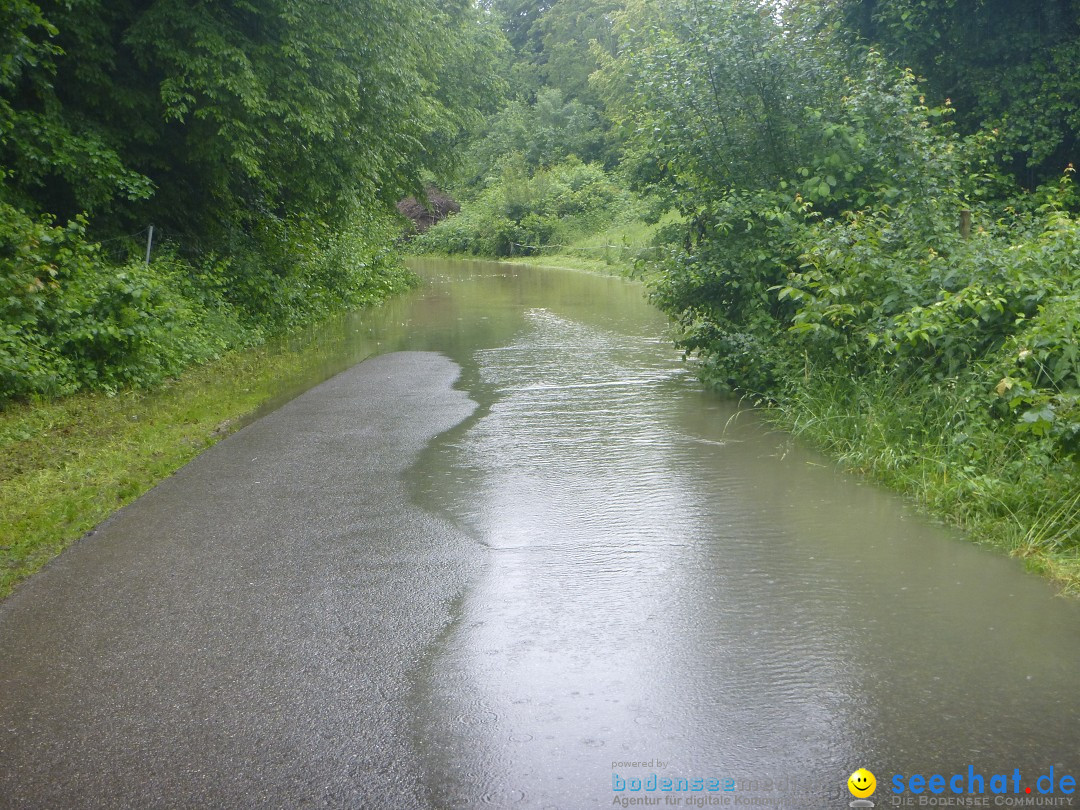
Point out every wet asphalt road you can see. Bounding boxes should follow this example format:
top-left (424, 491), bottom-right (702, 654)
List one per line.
top-left (0, 352), bottom-right (481, 809)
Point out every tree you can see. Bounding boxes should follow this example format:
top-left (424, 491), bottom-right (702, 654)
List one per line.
top-left (603, 0), bottom-right (843, 196)
top-left (538, 0), bottom-right (621, 107)
top-left (0, 0), bottom-right (501, 244)
top-left (483, 0), bottom-right (555, 99)
top-left (837, 0), bottom-right (1080, 186)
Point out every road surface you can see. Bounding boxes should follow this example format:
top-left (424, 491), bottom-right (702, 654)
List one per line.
top-left (0, 352), bottom-right (478, 809)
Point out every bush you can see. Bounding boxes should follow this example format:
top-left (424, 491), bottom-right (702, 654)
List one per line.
top-left (0, 201), bottom-right (233, 398)
top-left (0, 200), bottom-right (413, 403)
top-left (411, 157), bottom-right (633, 257)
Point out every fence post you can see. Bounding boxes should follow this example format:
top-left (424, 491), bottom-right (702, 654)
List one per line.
top-left (960, 209), bottom-right (971, 240)
top-left (144, 225), bottom-right (154, 265)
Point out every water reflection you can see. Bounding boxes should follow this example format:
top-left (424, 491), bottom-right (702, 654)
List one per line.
top-left (392, 260), bottom-right (1080, 809)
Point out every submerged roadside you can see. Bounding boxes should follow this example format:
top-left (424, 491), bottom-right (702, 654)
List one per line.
top-left (416, 248), bottom-right (1080, 595)
top-left (761, 368), bottom-right (1080, 595)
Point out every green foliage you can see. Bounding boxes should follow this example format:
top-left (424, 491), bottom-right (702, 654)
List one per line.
top-left (777, 175), bottom-right (1080, 457)
top-left (838, 0), bottom-right (1080, 187)
top-left (0, 194), bottom-right (413, 402)
top-left (538, 0), bottom-right (621, 107)
top-left (645, 187), bottom-right (810, 393)
top-left (121, 0), bottom-right (497, 237)
top-left (0, 198), bottom-right (228, 398)
top-left (606, 0), bottom-right (1079, 426)
top-left (196, 210), bottom-right (409, 332)
top-left (413, 158), bottom-right (633, 257)
top-left (458, 0), bottom-right (623, 193)
top-left (482, 0), bottom-right (552, 99)
top-left (606, 0), bottom-right (847, 197)
top-left (0, 0), bottom-right (501, 232)
top-left (0, 0), bottom-right (496, 404)
top-left (463, 87), bottom-right (609, 187)
top-left (594, 0), bottom-right (1080, 568)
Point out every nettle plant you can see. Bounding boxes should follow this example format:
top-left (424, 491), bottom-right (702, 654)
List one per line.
top-left (782, 165), bottom-right (1080, 457)
top-left (989, 211), bottom-right (1080, 455)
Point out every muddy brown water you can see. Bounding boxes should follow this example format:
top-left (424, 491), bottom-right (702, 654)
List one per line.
top-left (294, 258), bottom-right (1080, 807)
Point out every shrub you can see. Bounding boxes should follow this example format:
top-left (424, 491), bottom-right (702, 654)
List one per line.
top-left (0, 200), bottom-right (412, 403)
top-left (411, 157), bottom-right (633, 257)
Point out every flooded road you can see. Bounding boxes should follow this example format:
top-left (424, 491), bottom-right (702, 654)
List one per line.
top-left (396, 261), bottom-right (1080, 807)
top-left (1, 259), bottom-right (1078, 808)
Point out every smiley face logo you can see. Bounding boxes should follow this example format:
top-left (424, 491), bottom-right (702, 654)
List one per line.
top-left (848, 768), bottom-right (876, 798)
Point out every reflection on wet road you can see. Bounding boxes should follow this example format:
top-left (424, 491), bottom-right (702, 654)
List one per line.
top-left (402, 261), bottom-right (1080, 808)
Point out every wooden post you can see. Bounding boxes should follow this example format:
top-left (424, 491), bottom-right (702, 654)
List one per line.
top-left (960, 209), bottom-right (971, 240)
top-left (144, 225), bottom-right (154, 265)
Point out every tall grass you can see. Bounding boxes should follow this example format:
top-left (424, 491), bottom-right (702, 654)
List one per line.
top-left (499, 212), bottom-right (681, 276)
top-left (768, 364), bottom-right (1080, 591)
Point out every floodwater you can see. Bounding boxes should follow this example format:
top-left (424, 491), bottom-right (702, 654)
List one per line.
top-left (5, 257), bottom-right (1079, 809)
top-left (293, 258), bottom-right (1080, 807)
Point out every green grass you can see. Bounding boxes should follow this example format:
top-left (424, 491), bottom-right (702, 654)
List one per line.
top-left (0, 310), bottom-right (396, 600)
top-left (501, 213), bottom-right (679, 277)
top-left (764, 367), bottom-right (1080, 594)
top-left (0, 346), bottom-right (295, 598)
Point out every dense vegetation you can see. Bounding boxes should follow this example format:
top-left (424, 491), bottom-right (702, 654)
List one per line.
top-left (414, 155), bottom-right (642, 256)
top-left (0, 0), bottom-right (501, 401)
top-left (424, 0), bottom-right (1080, 583)
top-left (413, 0), bottom-right (641, 259)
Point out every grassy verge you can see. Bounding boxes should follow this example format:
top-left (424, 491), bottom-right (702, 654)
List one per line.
top-left (521, 216), bottom-right (669, 273)
top-left (499, 251), bottom-right (631, 275)
top-left (420, 213), bottom-right (678, 278)
top-left (498, 219), bottom-right (661, 275)
top-left (763, 367), bottom-right (1080, 594)
top-left (0, 288), bottom-right (414, 601)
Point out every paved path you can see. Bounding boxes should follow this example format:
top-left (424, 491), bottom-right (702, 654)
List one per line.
top-left (0, 352), bottom-right (481, 809)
